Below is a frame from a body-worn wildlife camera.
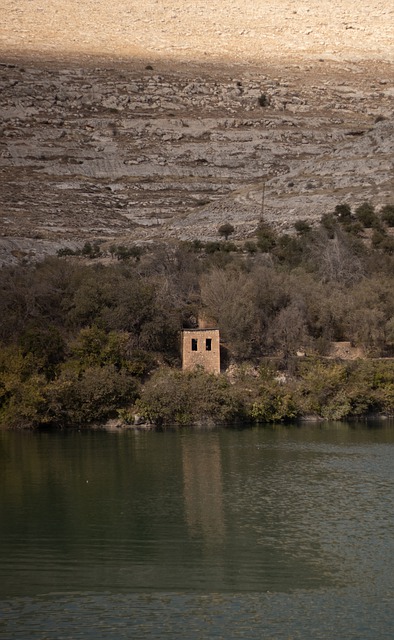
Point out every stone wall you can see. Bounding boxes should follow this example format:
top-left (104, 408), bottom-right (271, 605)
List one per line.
top-left (328, 342), bottom-right (365, 360)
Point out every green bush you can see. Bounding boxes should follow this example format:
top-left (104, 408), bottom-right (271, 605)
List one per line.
top-left (19, 325), bottom-right (66, 379)
top-left (273, 234), bottom-right (304, 266)
top-left (134, 368), bottom-right (244, 426)
top-left (243, 240), bottom-right (258, 254)
top-left (256, 221), bottom-right (277, 252)
top-left (81, 242), bottom-right (102, 259)
top-left (294, 219), bottom-right (312, 235)
top-left (381, 204), bottom-right (394, 227)
top-left (251, 384), bottom-right (299, 422)
top-left (57, 247), bottom-right (78, 257)
top-left (355, 202), bottom-right (378, 228)
top-left (371, 230), bottom-right (394, 255)
top-left (0, 373), bottom-right (47, 428)
top-left (297, 360), bottom-right (348, 416)
top-left (0, 345), bottom-right (47, 428)
top-left (320, 213), bottom-right (336, 236)
top-left (44, 364), bottom-right (139, 427)
top-left (110, 244), bottom-right (145, 261)
top-left (334, 203), bottom-right (352, 223)
top-left (204, 241), bottom-right (222, 254)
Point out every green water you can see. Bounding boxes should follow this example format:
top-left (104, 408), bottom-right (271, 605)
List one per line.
top-left (0, 423), bottom-right (393, 638)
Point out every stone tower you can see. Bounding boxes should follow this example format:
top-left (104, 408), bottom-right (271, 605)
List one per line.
top-left (181, 327), bottom-right (220, 374)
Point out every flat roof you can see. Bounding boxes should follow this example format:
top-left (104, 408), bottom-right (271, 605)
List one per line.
top-left (182, 327), bottom-right (219, 332)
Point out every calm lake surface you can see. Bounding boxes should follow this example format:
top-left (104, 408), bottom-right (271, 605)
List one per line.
top-left (1, 422), bottom-right (393, 639)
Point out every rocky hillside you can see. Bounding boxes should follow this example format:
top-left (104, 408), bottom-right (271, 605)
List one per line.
top-left (0, 1), bottom-right (393, 263)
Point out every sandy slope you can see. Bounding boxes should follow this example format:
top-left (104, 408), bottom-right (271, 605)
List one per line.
top-left (1, 0), bottom-right (393, 66)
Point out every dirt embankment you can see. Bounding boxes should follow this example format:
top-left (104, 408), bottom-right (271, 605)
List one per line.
top-left (2, 0), bottom-right (393, 65)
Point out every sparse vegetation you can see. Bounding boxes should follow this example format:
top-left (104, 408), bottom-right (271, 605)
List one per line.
top-left (81, 241), bottom-right (102, 259)
top-left (109, 244), bottom-right (145, 261)
top-left (257, 93), bottom-right (268, 107)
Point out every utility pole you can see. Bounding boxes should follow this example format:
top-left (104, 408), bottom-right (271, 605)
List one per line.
top-left (261, 180), bottom-right (266, 222)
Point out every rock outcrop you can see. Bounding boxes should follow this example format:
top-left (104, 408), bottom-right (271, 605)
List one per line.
top-left (0, 0), bottom-right (393, 263)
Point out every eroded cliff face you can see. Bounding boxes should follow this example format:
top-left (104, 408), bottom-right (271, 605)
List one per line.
top-left (0, 1), bottom-right (393, 263)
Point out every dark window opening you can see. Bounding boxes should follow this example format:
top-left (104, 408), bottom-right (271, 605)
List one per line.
top-left (191, 338), bottom-right (198, 351)
top-left (206, 338), bottom-right (212, 351)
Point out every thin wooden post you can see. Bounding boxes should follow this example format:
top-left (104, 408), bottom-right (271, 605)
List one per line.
top-left (261, 180), bottom-right (266, 221)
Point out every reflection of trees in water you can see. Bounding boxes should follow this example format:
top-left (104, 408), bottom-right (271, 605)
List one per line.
top-left (182, 435), bottom-right (225, 544)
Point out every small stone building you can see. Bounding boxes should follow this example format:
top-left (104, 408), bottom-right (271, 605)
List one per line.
top-left (328, 341), bottom-right (365, 360)
top-left (181, 327), bottom-right (220, 374)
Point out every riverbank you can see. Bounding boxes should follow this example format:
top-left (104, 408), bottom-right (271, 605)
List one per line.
top-left (1, 357), bottom-right (393, 430)
top-left (116, 360), bottom-right (394, 428)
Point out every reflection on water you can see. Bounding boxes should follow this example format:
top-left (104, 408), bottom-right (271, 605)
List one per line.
top-left (182, 435), bottom-right (225, 543)
top-left (0, 422), bottom-right (394, 639)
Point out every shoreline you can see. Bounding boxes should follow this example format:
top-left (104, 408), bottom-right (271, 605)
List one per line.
top-left (2, 409), bottom-right (393, 432)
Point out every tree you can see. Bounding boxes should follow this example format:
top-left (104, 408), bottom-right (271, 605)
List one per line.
top-left (81, 241), bottom-right (102, 258)
top-left (218, 222), bottom-right (235, 241)
top-left (0, 345), bottom-right (47, 428)
top-left (44, 364), bottom-right (138, 427)
top-left (381, 204), bottom-right (394, 227)
top-left (341, 276), bottom-right (394, 354)
top-left (200, 267), bottom-right (261, 358)
top-left (256, 221), bottom-right (277, 252)
top-left (19, 325), bottom-right (66, 380)
top-left (267, 302), bottom-right (308, 362)
top-left (307, 228), bottom-right (365, 285)
top-left (294, 219), bottom-right (311, 235)
top-left (334, 203), bottom-right (352, 223)
top-left (355, 202), bottom-right (378, 228)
